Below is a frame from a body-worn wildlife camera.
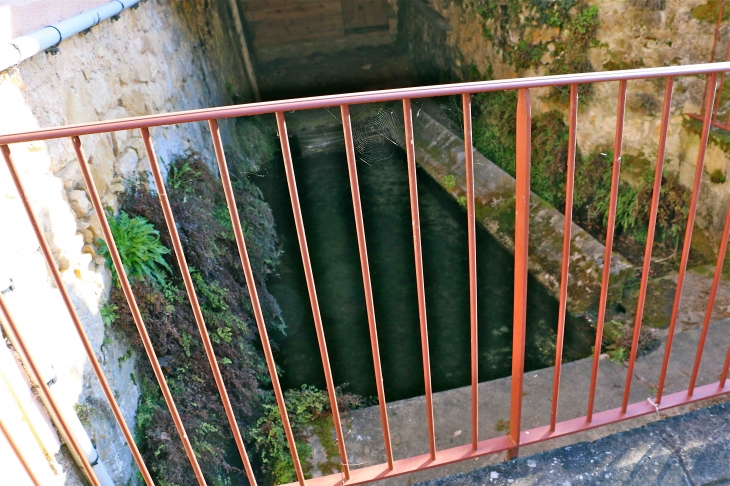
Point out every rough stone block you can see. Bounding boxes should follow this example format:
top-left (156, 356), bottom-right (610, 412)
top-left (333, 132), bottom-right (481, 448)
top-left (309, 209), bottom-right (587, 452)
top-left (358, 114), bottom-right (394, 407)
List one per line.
top-left (67, 190), bottom-right (93, 219)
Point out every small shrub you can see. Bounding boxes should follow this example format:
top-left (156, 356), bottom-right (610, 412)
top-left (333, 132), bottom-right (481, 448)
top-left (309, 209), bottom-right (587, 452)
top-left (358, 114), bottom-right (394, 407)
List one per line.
top-left (710, 168), bottom-right (727, 184)
top-left (634, 173), bottom-right (690, 244)
top-left (591, 183), bottom-right (639, 235)
top-left (250, 385), bottom-right (365, 484)
top-left (113, 153), bottom-right (285, 485)
top-left (97, 211), bottom-right (172, 288)
top-left (603, 318), bottom-right (660, 362)
top-left (472, 90), bottom-right (518, 176)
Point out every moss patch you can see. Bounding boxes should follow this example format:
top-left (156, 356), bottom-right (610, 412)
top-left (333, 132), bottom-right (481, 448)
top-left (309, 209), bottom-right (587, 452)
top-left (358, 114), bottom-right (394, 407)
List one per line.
top-left (441, 174), bottom-right (457, 190)
top-left (73, 403), bottom-right (93, 428)
top-left (494, 419), bottom-right (510, 432)
top-left (691, 0), bottom-right (730, 23)
top-left (311, 416), bottom-right (341, 476)
top-left (710, 168), bottom-right (727, 184)
top-left (684, 114), bottom-right (730, 156)
top-left (621, 277), bottom-right (676, 329)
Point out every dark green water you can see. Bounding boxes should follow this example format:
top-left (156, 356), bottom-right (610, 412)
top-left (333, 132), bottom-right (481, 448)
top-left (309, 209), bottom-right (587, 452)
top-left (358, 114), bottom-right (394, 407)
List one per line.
top-left (255, 149), bottom-right (594, 402)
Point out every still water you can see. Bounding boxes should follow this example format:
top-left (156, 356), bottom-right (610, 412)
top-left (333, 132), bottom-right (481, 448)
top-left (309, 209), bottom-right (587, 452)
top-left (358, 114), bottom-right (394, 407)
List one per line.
top-left (255, 149), bottom-right (594, 402)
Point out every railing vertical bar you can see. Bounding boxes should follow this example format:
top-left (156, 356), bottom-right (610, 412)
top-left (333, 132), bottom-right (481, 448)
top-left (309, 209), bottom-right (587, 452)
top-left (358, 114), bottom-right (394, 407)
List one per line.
top-left (340, 105), bottom-right (395, 470)
top-left (402, 98), bottom-right (437, 461)
top-left (723, 29), bottom-right (730, 127)
top-left (208, 119), bottom-right (278, 486)
top-left (1, 143), bottom-right (152, 486)
top-left (713, 32), bottom-right (730, 124)
top-left (140, 127), bottom-right (258, 485)
top-left (0, 291), bottom-right (99, 486)
top-left (586, 79), bottom-right (628, 422)
top-left (462, 93), bottom-right (479, 450)
top-left (657, 72), bottom-right (719, 404)
top-left (67, 138), bottom-right (204, 484)
top-left (711, 0), bottom-right (726, 64)
top-left (0, 390), bottom-right (43, 485)
top-left (621, 77), bottom-right (674, 413)
top-left (507, 89), bottom-right (531, 460)
top-left (549, 84), bottom-right (578, 432)
top-left (721, 342), bottom-right (730, 388)
top-left (209, 118), bottom-right (305, 485)
top-left (274, 111), bottom-right (351, 480)
top-left (704, 0), bottom-right (725, 115)
top-left (688, 198), bottom-right (730, 396)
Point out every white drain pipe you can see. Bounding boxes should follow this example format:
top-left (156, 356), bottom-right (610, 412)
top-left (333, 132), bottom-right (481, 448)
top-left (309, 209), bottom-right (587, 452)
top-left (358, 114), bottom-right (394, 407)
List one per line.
top-left (0, 277), bottom-right (114, 486)
top-left (0, 0), bottom-right (141, 74)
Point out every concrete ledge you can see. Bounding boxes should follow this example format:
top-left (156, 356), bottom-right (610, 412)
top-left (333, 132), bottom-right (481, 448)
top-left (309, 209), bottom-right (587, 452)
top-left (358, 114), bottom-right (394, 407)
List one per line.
top-left (315, 320), bottom-right (730, 485)
top-left (410, 107), bottom-right (632, 316)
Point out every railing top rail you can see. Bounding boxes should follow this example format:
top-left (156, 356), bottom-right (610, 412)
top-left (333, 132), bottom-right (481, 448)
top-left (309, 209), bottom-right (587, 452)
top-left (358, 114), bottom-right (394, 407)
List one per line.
top-left (2, 62), bottom-right (730, 145)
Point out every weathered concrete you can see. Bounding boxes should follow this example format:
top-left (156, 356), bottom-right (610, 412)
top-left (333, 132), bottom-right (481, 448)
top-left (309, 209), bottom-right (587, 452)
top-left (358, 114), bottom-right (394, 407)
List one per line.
top-left (411, 105), bottom-right (632, 316)
top-left (415, 400), bottom-right (730, 486)
top-left (307, 318), bottom-right (730, 484)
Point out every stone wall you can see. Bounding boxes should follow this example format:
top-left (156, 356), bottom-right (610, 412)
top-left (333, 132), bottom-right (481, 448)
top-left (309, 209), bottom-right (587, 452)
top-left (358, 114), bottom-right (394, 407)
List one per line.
top-left (399, 0), bottom-right (456, 84)
top-left (402, 0), bottom-right (730, 237)
top-left (244, 0), bottom-right (401, 63)
top-left (0, 0), bottom-right (251, 483)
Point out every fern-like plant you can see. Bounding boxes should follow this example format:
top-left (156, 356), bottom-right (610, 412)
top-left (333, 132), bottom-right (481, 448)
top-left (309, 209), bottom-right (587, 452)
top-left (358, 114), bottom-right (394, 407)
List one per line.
top-left (97, 211), bottom-right (172, 287)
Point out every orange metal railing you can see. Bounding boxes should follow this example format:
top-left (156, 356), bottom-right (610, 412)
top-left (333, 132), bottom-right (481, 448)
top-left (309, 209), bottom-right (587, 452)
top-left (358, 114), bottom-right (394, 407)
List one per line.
top-left (2, 62), bottom-right (730, 486)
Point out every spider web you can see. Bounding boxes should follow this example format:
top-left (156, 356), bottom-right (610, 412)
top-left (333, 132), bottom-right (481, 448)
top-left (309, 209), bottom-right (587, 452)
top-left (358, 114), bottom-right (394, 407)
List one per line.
top-left (352, 105), bottom-right (404, 165)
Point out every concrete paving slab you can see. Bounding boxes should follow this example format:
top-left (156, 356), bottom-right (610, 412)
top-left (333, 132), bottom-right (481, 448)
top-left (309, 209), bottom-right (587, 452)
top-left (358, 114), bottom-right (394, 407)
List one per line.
top-left (415, 401), bottom-right (730, 486)
top-left (312, 320), bottom-right (730, 485)
top-left (632, 318), bottom-right (730, 397)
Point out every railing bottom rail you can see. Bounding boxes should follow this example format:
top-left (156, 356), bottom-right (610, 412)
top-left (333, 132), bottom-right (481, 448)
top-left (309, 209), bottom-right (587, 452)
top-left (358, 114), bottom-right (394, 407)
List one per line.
top-left (292, 382), bottom-right (730, 486)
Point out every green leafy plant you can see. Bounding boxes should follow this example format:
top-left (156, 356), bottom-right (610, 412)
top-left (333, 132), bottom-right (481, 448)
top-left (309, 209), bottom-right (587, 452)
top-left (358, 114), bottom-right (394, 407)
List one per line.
top-left (97, 211), bottom-right (172, 288)
top-left (113, 153), bottom-right (286, 485)
top-left (250, 385), bottom-right (365, 484)
top-left (592, 184), bottom-right (639, 234)
top-left (634, 173), bottom-right (690, 244)
top-left (100, 302), bottom-right (119, 327)
top-left (118, 348), bottom-right (133, 367)
top-left (180, 331), bottom-right (194, 357)
top-left (608, 347), bottom-right (628, 364)
top-left (166, 159), bottom-right (201, 194)
top-left (603, 319), bottom-right (660, 363)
